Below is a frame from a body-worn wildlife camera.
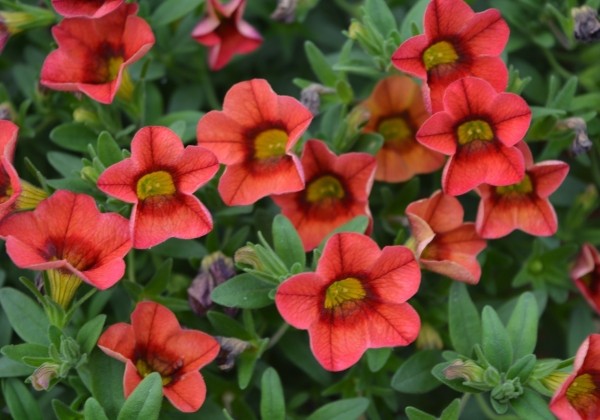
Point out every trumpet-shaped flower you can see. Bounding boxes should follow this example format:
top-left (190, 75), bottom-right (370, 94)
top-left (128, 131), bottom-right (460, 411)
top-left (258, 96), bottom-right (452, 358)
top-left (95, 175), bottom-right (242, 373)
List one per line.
top-left (192, 0), bottom-right (262, 71)
top-left (51, 0), bottom-right (124, 18)
top-left (406, 190), bottom-right (486, 284)
top-left (0, 190), bottom-right (131, 307)
top-left (571, 243), bottom-right (600, 315)
top-left (272, 140), bottom-right (376, 251)
top-left (416, 77), bottom-right (530, 196)
top-left (550, 334), bottom-right (600, 419)
top-left (98, 301), bottom-right (220, 413)
top-left (40, 3), bottom-right (154, 104)
top-left (97, 126), bottom-right (219, 249)
top-left (392, 0), bottom-right (509, 112)
top-left (197, 79), bottom-right (312, 206)
top-left (475, 142), bottom-right (569, 238)
top-left (275, 232), bottom-right (421, 371)
top-left (360, 75), bottom-right (445, 182)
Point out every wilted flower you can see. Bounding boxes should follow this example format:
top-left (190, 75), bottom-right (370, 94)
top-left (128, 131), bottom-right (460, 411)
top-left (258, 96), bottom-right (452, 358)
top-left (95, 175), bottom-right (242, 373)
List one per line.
top-left (188, 252), bottom-right (237, 316)
top-left (28, 362), bottom-right (60, 391)
top-left (443, 359), bottom-right (485, 382)
top-left (557, 117), bottom-right (593, 156)
top-left (214, 336), bottom-right (251, 370)
top-left (572, 6), bottom-right (600, 42)
top-left (271, 0), bottom-right (298, 23)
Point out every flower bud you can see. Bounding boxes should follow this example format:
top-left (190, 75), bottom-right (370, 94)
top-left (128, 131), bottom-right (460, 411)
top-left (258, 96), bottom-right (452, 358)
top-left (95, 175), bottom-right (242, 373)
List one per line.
top-left (443, 359), bottom-right (485, 383)
top-left (28, 362), bottom-right (59, 391)
top-left (572, 6), bottom-right (600, 42)
top-left (415, 323), bottom-right (443, 350)
top-left (491, 378), bottom-right (523, 403)
top-left (271, 0), bottom-right (297, 23)
top-left (188, 252), bottom-right (236, 316)
top-left (300, 84), bottom-right (335, 116)
top-left (234, 245), bottom-right (263, 271)
top-left (214, 336), bottom-right (251, 371)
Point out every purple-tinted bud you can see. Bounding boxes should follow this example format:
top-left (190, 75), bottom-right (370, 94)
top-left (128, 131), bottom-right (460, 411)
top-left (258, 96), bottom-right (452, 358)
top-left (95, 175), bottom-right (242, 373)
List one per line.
top-left (215, 336), bottom-right (251, 371)
top-left (28, 362), bottom-right (59, 391)
top-left (188, 252), bottom-right (236, 316)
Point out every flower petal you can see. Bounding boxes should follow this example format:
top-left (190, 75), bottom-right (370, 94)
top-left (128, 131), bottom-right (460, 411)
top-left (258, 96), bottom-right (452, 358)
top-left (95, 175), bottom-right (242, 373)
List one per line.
top-left (424, 0), bottom-right (475, 39)
top-left (366, 302), bottom-right (421, 348)
top-left (316, 233), bottom-right (381, 281)
top-left (131, 301), bottom-right (182, 355)
top-left (97, 158), bottom-right (140, 203)
top-left (416, 112), bottom-right (457, 155)
top-left (275, 273), bottom-right (324, 329)
top-left (163, 372), bottom-right (207, 413)
top-left (442, 77), bottom-right (496, 120)
top-left (168, 330), bottom-right (220, 373)
top-left (367, 246), bottom-right (420, 304)
top-left (196, 111), bottom-right (247, 165)
top-left (490, 93), bottom-right (532, 147)
top-left (391, 35), bottom-right (429, 80)
top-left (460, 9), bottom-right (509, 56)
top-left (173, 146), bottom-right (219, 195)
top-left (529, 161), bottom-right (569, 198)
top-left (131, 126), bottom-right (184, 169)
top-left (406, 191), bottom-right (464, 233)
top-left (97, 322), bottom-right (136, 362)
top-left (123, 360), bottom-right (143, 398)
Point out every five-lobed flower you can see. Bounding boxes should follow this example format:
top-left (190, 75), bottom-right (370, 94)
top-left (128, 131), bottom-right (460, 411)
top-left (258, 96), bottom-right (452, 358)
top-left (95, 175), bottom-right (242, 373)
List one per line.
top-left (51, 0), bottom-right (125, 18)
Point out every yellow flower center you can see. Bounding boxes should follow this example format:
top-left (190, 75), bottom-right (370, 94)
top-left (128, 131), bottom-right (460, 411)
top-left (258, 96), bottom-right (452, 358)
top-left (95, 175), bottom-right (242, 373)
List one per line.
top-left (456, 120), bottom-right (494, 145)
top-left (106, 56), bottom-right (124, 82)
top-left (136, 171), bottom-right (176, 200)
top-left (378, 117), bottom-right (412, 145)
top-left (254, 129), bottom-right (288, 160)
top-left (423, 41), bottom-right (459, 71)
top-left (135, 359), bottom-right (173, 386)
top-left (567, 373), bottom-right (599, 413)
top-left (496, 174), bottom-right (534, 196)
top-left (0, 182), bottom-right (13, 204)
top-left (306, 175), bottom-right (345, 203)
top-left (324, 277), bottom-right (366, 309)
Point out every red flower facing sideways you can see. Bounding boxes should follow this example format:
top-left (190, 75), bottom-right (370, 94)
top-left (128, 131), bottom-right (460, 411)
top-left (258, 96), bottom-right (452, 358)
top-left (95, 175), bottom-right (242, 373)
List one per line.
top-left (40, 3), bottom-right (155, 104)
top-left (272, 140), bottom-right (376, 251)
top-left (98, 301), bottom-right (220, 413)
top-left (475, 142), bottom-right (569, 238)
top-left (416, 77), bottom-right (531, 196)
top-left (406, 190), bottom-right (486, 284)
top-left (392, 0), bottom-right (509, 112)
top-left (192, 0), bottom-right (262, 71)
top-left (275, 232), bottom-right (421, 371)
top-left (97, 126), bottom-right (219, 249)
top-left (550, 334), bottom-right (600, 419)
top-left (571, 243), bottom-right (600, 315)
top-left (51, 0), bottom-right (124, 18)
top-left (197, 79), bottom-right (313, 206)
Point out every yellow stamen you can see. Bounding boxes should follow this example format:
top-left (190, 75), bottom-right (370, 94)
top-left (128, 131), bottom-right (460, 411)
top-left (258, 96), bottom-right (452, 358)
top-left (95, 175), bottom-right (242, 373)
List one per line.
top-left (135, 359), bottom-right (173, 386)
top-left (324, 277), bottom-right (366, 309)
top-left (254, 129), bottom-right (288, 160)
top-left (496, 174), bottom-right (534, 196)
top-left (46, 269), bottom-right (82, 309)
top-left (456, 120), bottom-right (494, 145)
top-left (306, 175), bottom-right (345, 203)
top-left (136, 171), bottom-right (176, 200)
top-left (116, 69), bottom-right (134, 102)
top-left (567, 373), bottom-right (598, 411)
top-left (15, 181), bottom-right (48, 211)
top-left (378, 117), bottom-right (412, 144)
top-left (423, 41), bottom-right (459, 71)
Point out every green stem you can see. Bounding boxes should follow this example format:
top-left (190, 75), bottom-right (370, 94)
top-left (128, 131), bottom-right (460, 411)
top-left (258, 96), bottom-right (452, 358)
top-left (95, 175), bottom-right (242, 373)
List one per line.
top-left (127, 250), bottom-right (136, 283)
top-left (541, 49), bottom-right (572, 79)
top-left (267, 323), bottom-right (289, 350)
top-left (475, 394), bottom-right (519, 420)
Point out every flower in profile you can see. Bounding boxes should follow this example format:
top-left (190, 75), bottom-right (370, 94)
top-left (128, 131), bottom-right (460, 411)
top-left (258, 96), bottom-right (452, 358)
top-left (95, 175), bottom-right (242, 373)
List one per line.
top-left (272, 140), bottom-right (376, 251)
top-left (571, 243), bottom-right (600, 315)
top-left (475, 142), bottom-right (569, 238)
top-left (406, 190), bottom-right (486, 284)
top-left (188, 252), bottom-right (237, 316)
top-left (550, 334), bottom-right (600, 419)
top-left (0, 6), bottom-right (56, 53)
top-left (40, 3), bottom-right (154, 104)
top-left (275, 232), bottom-right (421, 371)
top-left (196, 79), bottom-right (313, 206)
top-left (416, 77), bottom-right (531, 196)
top-left (98, 301), bottom-right (220, 413)
top-left (0, 190), bottom-right (131, 307)
top-left (97, 126), bottom-right (219, 249)
top-left (51, 0), bottom-right (124, 18)
top-left (360, 75), bottom-right (445, 182)
top-left (392, 0), bottom-right (510, 112)
top-left (191, 0), bottom-right (262, 71)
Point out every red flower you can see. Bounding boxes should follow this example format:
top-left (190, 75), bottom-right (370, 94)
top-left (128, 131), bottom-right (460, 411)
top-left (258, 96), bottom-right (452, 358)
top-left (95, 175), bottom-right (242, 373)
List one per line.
top-left (98, 301), bottom-right (219, 413)
top-left (416, 77), bottom-right (530, 196)
top-left (97, 126), bottom-right (219, 249)
top-left (392, 0), bottom-right (509, 112)
top-left (406, 190), bottom-right (486, 284)
top-left (275, 232), bottom-right (421, 371)
top-left (571, 243), bottom-right (600, 315)
top-left (272, 140), bottom-right (376, 251)
top-left (550, 334), bottom-right (600, 419)
top-left (0, 190), bottom-right (131, 306)
top-left (475, 142), bottom-right (569, 238)
top-left (51, 0), bottom-right (124, 18)
top-left (191, 0), bottom-right (262, 71)
top-left (360, 75), bottom-right (445, 182)
top-left (196, 79), bottom-right (312, 206)
top-left (40, 3), bottom-right (154, 104)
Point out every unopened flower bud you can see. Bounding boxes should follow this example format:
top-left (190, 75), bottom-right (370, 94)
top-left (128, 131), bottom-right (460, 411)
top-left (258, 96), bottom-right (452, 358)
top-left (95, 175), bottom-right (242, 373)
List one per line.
top-left (0, 102), bottom-right (14, 120)
top-left (572, 6), bottom-right (600, 42)
top-left (491, 378), bottom-right (523, 403)
top-left (415, 323), bottom-right (443, 350)
top-left (28, 362), bottom-right (59, 391)
top-left (444, 359), bottom-right (485, 383)
top-left (81, 166), bottom-right (100, 184)
top-left (300, 84), bottom-right (335, 116)
top-left (483, 366), bottom-right (502, 387)
top-left (234, 245), bottom-right (262, 270)
top-left (215, 336), bottom-right (251, 371)
top-left (188, 252), bottom-right (236, 316)
top-left (271, 0), bottom-right (297, 23)
top-left (348, 21), bottom-right (367, 41)
top-left (73, 108), bottom-right (100, 125)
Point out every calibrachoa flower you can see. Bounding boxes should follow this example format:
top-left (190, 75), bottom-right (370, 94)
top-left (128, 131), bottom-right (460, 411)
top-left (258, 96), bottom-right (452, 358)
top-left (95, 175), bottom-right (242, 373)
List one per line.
top-left (98, 301), bottom-right (220, 413)
top-left (475, 142), bottom-right (569, 238)
top-left (51, 0), bottom-right (124, 18)
top-left (571, 243), bottom-right (600, 315)
top-left (192, 0), bottom-right (262, 71)
top-left (550, 334), bottom-right (600, 419)
top-left (275, 232), bottom-right (421, 371)
top-left (406, 190), bottom-right (486, 284)
top-left (416, 77), bottom-right (531, 196)
top-left (0, 190), bottom-right (131, 307)
top-left (272, 139), bottom-right (376, 251)
top-left (360, 75), bottom-right (445, 183)
top-left (40, 3), bottom-right (155, 104)
top-left (196, 79), bottom-right (313, 206)
top-left (97, 126), bottom-right (219, 249)
top-left (392, 0), bottom-right (509, 112)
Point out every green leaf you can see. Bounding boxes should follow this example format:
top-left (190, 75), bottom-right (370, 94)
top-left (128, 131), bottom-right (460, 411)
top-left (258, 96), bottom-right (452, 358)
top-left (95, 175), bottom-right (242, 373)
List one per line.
top-left (506, 292), bottom-right (538, 359)
top-left (96, 131), bottom-right (123, 167)
top-left (304, 41), bottom-right (338, 86)
top-left (1, 343), bottom-right (49, 364)
top-left (548, 76), bottom-right (578, 110)
top-left (52, 399), bottom-right (82, 420)
top-left (364, 0), bottom-right (397, 37)
top-left (211, 274), bottom-right (275, 309)
top-left (272, 215), bottom-right (306, 270)
top-left (150, 238), bottom-right (206, 259)
top-left (84, 398), bottom-right (109, 420)
top-left (366, 347), bottom-right (392, 372)
top-left (352, 133), bottom-right (384, 156)
top-left (440, 399), bottom-right (462, 420)
top-left (306, 398), bottom-right (370, 420)
top-left (400, 0), bottom-right (428, 40)
top-left (87, 349), bottom-right (125, 419)
top-left (448, 283), bottom-right (481, 357)
top-left (47, 151), bottom-right (83, 177)
top-left (0, 356), bottom-right (35, 377)
top-left (76, 315), bottom-right (107, 355)
top-left (568, 304), bottom-right (596, 355)
top-left (510, 388), bottom-right (554, 420)
top-left (50, 123), bottom-right (97, 153)
top-left (405, 407), bottom-right (436, 420)
top-left (506, 354), bottom-right (536, 383)
top-left (117, 372), bottom-right (163, 420)
top-left (2, 378), bottom-right (43, 420)
top-left (237, 338), bottom-right (269, 390)
top-left (260, 367), bottom-right (285, 420)
top-left (143, 259), bottom-right (172, 296)
top-left (151, 0), bottom-right (203, 26)
top-left (391, 350), bottom-right (443, 394)
top-left (481, 306), bottom-right (513, 372)
top-left (0, 288), bottom-right (49, 345)
top-left (153, 111), bottom-right (204, 143)
top-left (206, 311), bottom-right (252, 340)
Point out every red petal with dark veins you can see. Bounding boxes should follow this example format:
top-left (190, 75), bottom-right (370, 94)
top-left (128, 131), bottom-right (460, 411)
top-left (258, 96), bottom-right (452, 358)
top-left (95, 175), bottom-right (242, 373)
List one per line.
top-left (97, 323), bottom-right (135, 362)
top-left (275, 273), bottom-right (324, 329)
